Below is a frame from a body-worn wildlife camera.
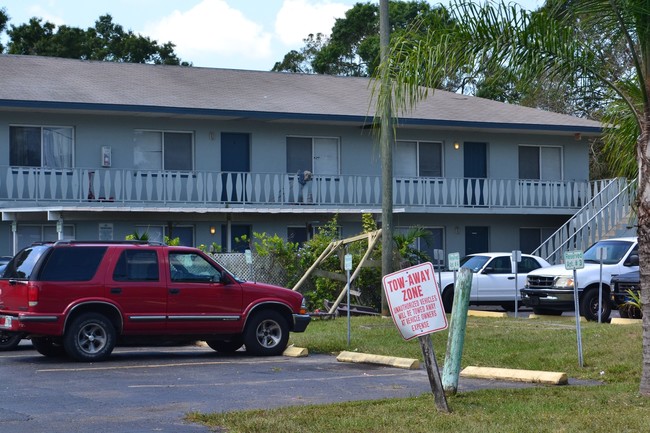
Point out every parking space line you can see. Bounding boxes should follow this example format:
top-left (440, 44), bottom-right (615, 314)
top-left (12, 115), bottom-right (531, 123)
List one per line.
top-left (128, 371), bottom-right (417, 388)
top-left (36, 358), bottom-right (291, 373)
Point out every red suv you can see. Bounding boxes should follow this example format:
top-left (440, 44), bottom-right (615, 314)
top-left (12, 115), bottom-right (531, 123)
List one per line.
top-left (0, 241), bottom-right (310, 361)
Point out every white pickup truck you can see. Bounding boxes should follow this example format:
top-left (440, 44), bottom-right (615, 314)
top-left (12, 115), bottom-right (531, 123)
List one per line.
top-left (521, 237), bottom-right (638, 321)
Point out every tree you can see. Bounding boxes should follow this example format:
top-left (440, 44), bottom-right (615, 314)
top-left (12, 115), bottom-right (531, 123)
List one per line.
top-left (0, 8), bottom-right (9, 53)
top-left (271, 33), bottom-right (326, 73)
top-left (378, 0), bottom-right (650, 395)
top-left (273, 1), bottom-right (454, 78)
top-left (6, 14), bottom-right (188, 65)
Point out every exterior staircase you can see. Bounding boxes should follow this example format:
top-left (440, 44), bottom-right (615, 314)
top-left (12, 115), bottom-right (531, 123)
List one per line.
top-left (532, 177), bottom-right (637, 265)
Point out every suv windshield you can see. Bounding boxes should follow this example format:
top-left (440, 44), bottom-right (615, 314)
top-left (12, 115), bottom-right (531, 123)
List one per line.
top-left (2, 245), bottom-right (51, 279)
top-left (584, 240), bottom-right (635, 265)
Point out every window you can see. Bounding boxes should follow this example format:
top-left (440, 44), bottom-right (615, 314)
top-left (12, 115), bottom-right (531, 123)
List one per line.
top-left (288, 227), bottom-right (309, 245)
top-left (518, 145), bottom-right (562, 180)
top-left (395, 226), bottom-right (444, 265)
top-left (286, 136), bottom-right (339, 175)
top-left (16, 224), bottom-right (75, 252)
top-left (134, 130), bottom-right (193, 171)
top-left (164, 226), bottom-right (195, 247)
top-left (519, 257), bottom-right (544, 273)
top-left (487, 256), bottom-right (512, 273)
top-left (169, 252), bottom-right (221, 282)
top-left (134, 225), bottom-right (164, 243)
top-left (40, 247), bottom-right (107, 281)
top-left (113, 250), bottom-right (159, 281)
top-left (394, 141), bottom-right (442, 177)
top-left (10, 125), bottom-right (74, 168)
top-left (287, 224), bottom-right (319, 245)
top-left (221, 224), bottom-right (251, 253)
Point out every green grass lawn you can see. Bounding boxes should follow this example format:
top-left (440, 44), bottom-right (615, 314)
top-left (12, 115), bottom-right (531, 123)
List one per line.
top-left (187, 315), bottom-right (648, 433)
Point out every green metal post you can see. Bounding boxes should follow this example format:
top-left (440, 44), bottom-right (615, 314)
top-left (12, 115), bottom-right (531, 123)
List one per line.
top-left (442, 267), bottom-right (472, 395)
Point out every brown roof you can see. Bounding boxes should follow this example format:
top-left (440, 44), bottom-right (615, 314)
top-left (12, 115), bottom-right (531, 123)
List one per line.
top-left (0, 54), bottom-right (600, 134)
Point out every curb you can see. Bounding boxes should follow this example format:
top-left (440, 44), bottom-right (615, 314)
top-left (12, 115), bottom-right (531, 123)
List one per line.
top-left (461, 366), bottom-right (568, 385)
top-left (468, 310), bottom-right (508, 318)
top-left (283, 346), bottom-right (309, 357)
top-left (529, 314), bottom-right (585, 322)
top-left (611, 317), bottom-right (642, 325)
top-left (336, 351), bottom-right (420, 370)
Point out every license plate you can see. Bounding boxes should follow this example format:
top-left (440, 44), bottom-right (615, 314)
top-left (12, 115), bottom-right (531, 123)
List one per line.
top-left (0, 316), bottom-right (12, 328)
top-left (528, 297), bottom-right (540, 306)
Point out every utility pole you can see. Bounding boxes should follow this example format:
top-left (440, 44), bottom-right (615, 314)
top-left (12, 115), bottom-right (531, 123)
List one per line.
top-left (379, 0), bottom-right (393, 316)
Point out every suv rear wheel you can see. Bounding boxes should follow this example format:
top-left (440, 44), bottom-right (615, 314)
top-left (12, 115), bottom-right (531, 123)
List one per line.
top-left (64, 313), bottom-right (116, 362)
top-left (0, 331), bottom-right (22, 351)
top-left (244, 311), bottom-right (288, 356)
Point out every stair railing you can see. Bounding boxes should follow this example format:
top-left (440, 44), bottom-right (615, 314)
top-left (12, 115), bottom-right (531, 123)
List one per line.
top-left (532, 177), bottom-right (637, 264)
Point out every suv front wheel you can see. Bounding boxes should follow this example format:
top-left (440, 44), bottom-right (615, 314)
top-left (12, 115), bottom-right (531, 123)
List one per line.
top-left (64, 313), bottom-right (116, 362)
top-left (244, 311), bottom-right (289, 356)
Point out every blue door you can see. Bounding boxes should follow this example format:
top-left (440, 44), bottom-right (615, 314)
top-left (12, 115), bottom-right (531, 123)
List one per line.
top-left (464, 142), bottom-right (487, 205)
top-left (465, 226), bottom-right (489, 255)
top-left (221, 133), bottom-right (250, 202)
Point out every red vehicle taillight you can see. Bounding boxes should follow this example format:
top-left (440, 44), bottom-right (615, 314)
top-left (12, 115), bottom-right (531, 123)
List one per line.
top-left (28, 284), bottom-right (39, 307)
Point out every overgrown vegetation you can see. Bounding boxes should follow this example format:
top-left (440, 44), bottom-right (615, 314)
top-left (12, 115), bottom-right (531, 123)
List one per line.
top-left (239, 214), bottom-right (432, 312)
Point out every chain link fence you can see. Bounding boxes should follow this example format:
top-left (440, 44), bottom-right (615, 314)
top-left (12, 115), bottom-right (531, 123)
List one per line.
top-left (210, 252), bottom-right (294, 288)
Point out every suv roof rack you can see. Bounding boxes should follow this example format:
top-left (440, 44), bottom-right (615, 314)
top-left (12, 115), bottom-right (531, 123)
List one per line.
top-left (49, 240), bottom-right (167, 246)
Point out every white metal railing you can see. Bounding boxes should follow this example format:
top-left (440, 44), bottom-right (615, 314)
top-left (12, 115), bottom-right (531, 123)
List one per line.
top-left (532, 177), bottom-right (637, 264)
top-left (0, 166), bottom-right (597, 210)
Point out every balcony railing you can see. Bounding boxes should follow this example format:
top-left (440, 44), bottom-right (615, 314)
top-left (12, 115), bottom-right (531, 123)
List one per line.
top-left (0, 166), bottom-right (595, 210)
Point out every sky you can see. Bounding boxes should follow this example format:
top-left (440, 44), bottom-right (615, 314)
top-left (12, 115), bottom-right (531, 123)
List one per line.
top-left (0, 0), bottom-right (544, 71)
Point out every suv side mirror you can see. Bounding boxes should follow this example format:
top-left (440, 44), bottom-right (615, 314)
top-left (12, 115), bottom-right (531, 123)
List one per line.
top-left (625, 253), bottom-right (639, 267)
top-left (482, 267), bottom-right (494, 274)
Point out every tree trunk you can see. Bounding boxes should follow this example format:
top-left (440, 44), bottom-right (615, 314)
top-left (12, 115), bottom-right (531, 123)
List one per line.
top-left (639, 117), bottom-right (650, 396)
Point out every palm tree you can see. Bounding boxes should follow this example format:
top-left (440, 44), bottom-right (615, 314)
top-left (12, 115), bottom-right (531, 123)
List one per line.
top-left (377, 0), bottom-right (650, 395)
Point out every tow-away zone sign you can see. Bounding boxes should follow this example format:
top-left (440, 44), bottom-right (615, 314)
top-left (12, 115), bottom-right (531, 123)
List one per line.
top-left (382, 262), bottom-right (448, 340)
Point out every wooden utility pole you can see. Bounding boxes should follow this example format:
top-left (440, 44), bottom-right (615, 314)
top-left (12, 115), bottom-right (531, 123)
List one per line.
top-left (379, 0), bottom-right (393, 316)
top-left (442, 267), bottom-right (473, 395)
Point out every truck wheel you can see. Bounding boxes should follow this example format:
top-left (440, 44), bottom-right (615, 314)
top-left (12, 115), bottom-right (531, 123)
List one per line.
top-left (580, 288), bottom-right (611, 322)
top-left (206, 338), bottom-right (243, 353)
top-left (0, 331), bottom-right (22, 351)
top-left (442, 287), bottom-right (454, 314)
top-left (532, 307), bottom-right (562, 316)
top-left (32, 336), bottom-right (67, 357)
top-left (64, 313), bottom-right (116, 362)
top-left (243, 311), bottom-right (288, 356)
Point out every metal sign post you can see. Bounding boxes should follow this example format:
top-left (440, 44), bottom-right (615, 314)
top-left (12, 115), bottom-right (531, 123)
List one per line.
top-left (434, 249), bottom-right (444, 287)
top-left (511, 250), bottom-right (521, 318)
top-left (344, 253), bottom-right (353, 345)
top-left (564, 250), bottom-right (584, 367)
top-left (244, 249), bottom-right (254, 282)
top-left (448, 252), bottom-right (460, 288)
top-left (596, 247), bottom-right (607, 324)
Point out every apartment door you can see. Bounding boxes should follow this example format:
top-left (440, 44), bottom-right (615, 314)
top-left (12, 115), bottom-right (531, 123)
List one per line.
top-left (466, 226), bottom-right (489, 255)
top-left (464, 142), bottom-right (487, 205)
top-left (221, 133), bottom-right (250, 201)
top-left (313, 138), bottom-right (339, 175)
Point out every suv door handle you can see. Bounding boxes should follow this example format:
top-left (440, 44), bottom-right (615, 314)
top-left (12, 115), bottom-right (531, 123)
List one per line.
top-left (110, 288), bottom-right (122, 294)
top-left (169, 288), bottom-right (180, 294)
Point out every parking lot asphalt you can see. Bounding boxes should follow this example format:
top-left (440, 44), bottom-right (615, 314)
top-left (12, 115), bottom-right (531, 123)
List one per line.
top-left (0, 339), bottom-right (583, 433)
